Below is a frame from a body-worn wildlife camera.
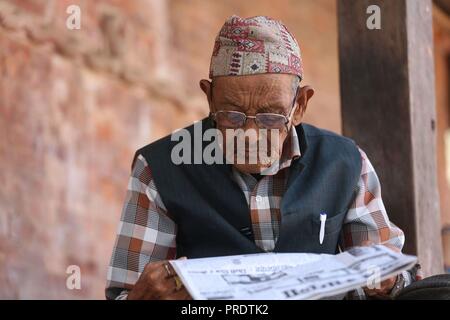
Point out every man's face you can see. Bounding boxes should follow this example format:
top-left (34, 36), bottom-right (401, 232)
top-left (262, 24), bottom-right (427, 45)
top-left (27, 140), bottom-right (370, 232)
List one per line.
top-left (201, 73), bottom-right (310, 174)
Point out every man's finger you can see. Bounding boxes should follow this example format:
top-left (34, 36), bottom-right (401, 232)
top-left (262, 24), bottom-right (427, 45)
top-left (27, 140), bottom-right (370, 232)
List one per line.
top-left (154, 279), bottom-right (182, 298)
top-left (148, 272), bottom-right (182, 298)
top-left (146, 261), bottom-right (178, 279)
top-left (144, 260), bottom-right (168, 273)
top-left (142, 264), bottom-right (178, 295)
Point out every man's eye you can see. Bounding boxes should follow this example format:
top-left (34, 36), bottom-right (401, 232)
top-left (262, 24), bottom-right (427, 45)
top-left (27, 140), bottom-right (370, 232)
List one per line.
top-left (264, 117), bottom-right (279, 123)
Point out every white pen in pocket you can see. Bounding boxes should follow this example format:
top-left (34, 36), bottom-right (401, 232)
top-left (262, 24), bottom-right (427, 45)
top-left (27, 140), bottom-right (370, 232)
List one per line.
top-left (319, 213), bottom-right (327, 245)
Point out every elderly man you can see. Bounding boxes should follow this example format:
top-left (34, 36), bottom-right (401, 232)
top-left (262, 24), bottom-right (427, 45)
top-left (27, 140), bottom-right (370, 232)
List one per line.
top-left (106, 15), bottom-right (418, 300)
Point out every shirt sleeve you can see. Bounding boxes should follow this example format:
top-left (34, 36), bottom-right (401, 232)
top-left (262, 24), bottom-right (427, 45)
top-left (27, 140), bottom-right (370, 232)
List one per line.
top-left (339, 147), bottom-right (405, 251)
top-left (340, 147), bottom-right (414, 300)
top-left (105, 154), bottom-right (177, 300)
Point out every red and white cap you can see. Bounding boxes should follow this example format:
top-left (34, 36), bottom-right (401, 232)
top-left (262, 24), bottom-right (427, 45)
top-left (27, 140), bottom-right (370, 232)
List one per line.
top-left (209, 15), bottom-right (303, 80)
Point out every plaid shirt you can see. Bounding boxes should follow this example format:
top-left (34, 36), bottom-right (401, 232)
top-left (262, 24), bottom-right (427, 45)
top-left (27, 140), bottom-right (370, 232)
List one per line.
top-left (106, 127), bottom-right (410, 300)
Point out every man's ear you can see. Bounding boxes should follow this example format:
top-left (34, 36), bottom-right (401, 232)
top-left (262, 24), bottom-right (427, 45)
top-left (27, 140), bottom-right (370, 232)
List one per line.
top-left (199, 79), bottom-right (213, 111)
top-left (292, 85), bottom-right (314, 126)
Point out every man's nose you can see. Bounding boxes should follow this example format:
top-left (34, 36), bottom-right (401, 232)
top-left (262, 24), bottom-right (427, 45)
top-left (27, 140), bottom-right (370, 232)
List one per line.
top-left (243, 116), bottom-right (259, 131)
top-left (242, 118), bottom-right (265, 148)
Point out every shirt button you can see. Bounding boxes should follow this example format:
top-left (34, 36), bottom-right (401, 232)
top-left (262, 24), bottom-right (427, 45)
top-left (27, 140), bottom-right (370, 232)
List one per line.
top-left (255, 195), bottom-right (263, 203)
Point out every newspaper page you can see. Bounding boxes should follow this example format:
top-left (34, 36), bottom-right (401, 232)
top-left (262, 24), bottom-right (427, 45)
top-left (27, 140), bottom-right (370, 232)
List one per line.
top-left (170, 245), bottom-right (417, 300)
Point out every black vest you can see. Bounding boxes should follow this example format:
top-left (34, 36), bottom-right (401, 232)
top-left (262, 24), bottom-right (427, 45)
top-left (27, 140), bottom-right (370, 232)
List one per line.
top-left (134, 118), bottom-right (362, 258)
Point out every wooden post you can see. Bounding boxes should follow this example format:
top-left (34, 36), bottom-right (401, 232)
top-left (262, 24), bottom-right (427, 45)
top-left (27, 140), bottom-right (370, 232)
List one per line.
top-left (338, 0), bottom-right (444, 276)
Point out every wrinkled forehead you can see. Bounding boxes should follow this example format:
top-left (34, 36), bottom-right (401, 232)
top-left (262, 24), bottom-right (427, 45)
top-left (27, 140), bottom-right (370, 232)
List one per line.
top-left (212, 74), bottom-right (297, 102)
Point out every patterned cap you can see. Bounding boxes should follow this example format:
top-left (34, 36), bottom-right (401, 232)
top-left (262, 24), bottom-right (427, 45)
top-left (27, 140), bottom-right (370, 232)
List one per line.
top-left (209, 15), bottom-right (303, 80)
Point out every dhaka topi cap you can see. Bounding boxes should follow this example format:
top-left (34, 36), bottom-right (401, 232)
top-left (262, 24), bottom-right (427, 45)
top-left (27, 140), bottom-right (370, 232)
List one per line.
top-left (209, 15), bottom-right (303, 80)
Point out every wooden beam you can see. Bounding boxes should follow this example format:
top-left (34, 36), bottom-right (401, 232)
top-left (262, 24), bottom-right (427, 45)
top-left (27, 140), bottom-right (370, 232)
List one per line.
top-left (338, 0), bottom-right (444, 276)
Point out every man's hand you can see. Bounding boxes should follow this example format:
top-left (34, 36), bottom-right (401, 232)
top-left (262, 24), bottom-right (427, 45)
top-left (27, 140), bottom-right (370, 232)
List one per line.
top-left (127, 258), bottom-right (191, 300)
top-left (361, 240), bottom-right (399, 298)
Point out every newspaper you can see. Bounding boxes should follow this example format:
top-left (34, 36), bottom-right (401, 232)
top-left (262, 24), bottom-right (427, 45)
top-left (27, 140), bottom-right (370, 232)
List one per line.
top-left (170, 245), bottom-right (417, 300)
